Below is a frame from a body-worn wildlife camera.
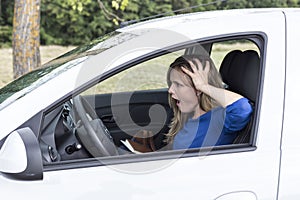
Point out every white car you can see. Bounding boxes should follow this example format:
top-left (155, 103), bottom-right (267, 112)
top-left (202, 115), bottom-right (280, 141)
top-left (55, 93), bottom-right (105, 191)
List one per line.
top-left (0, 8), bottom-right (299, 199)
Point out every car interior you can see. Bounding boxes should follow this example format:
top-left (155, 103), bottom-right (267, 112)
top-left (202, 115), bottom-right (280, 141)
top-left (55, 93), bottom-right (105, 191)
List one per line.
top-left (33, 35), bottom-right (262, 163)
top-left (220, 49), bottom-right (260, 143)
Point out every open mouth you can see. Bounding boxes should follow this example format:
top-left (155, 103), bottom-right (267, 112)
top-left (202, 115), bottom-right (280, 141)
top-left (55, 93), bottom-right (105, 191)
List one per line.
top-left (172, 96), bottom-right (180, 106)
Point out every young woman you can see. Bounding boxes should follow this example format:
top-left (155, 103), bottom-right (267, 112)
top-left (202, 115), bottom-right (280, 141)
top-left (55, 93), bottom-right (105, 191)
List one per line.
top-left (166, 55), bottom-right (253, 149)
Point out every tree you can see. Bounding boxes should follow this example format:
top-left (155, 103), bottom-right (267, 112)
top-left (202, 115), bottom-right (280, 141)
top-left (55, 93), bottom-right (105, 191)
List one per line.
top-left (12, 0), bottom-right (41, 79)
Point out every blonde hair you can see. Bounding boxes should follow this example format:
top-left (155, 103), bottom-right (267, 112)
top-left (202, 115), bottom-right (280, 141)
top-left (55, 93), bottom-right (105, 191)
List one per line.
top-left (165, 54), bottom-right (224, 144)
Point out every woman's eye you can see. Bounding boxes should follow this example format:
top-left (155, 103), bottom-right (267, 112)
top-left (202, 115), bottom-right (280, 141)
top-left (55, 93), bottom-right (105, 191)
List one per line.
top-left (175, 82), bottom-right (181, 87)
top-left (178, 82), bottom-right (185, 87)
top-left (170, 81), bottom-right (183, 88)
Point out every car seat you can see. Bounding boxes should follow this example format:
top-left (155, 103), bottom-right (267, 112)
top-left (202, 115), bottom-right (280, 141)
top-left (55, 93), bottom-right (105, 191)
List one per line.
top-left (219, 49), bottom-right (260, 143)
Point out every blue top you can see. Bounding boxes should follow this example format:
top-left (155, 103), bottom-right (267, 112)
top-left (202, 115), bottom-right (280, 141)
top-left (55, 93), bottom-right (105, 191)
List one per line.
top-left (173, 98), bottom-right (253, 149)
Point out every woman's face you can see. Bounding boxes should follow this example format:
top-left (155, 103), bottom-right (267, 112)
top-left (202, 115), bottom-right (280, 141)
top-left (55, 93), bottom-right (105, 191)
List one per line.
top-left (168, 68), bottom-right (201, 116)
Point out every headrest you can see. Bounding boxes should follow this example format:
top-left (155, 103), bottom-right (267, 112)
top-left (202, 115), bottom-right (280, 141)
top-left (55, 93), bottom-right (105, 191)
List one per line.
top-left (220, 50), bottom-right (260, 102)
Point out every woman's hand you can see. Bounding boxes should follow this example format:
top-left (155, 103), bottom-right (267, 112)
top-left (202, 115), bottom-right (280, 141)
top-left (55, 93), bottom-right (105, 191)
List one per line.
top-left (181, 58), bottom-right (210, 92)
top-left (181, 57), bottom-right (243, 107)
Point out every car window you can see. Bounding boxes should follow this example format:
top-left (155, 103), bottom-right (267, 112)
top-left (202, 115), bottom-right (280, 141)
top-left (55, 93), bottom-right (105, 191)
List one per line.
top-left (83, 50), bottom-right (185, 95)
top-left (210, 39), bottom-right (260, 69)
top-left (40, 35), bottom-right (262, 166)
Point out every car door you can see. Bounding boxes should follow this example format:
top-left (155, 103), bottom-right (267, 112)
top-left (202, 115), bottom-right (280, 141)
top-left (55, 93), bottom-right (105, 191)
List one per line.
top-left (1, 10), bottom-right (286, 200)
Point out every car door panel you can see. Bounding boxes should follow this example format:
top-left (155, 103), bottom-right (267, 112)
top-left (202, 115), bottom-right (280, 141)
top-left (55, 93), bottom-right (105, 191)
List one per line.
top-left (68, 11), bottom-right (286, 199)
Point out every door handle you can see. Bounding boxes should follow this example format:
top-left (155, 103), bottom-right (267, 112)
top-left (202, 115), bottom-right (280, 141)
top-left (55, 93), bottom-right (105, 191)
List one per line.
top-left (215, 191), bottom-right (257, 200)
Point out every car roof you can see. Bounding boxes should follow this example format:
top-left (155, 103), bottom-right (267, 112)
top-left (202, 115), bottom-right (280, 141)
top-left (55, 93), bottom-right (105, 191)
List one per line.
top-left (117, 8), bottom-right (292, 33)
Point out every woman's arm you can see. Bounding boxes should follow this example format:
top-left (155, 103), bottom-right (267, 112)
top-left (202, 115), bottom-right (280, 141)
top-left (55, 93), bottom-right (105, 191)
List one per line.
top-left (197, 84), bottom-right (243, 108)
top-left (181, 59), bottom-right (243, 108)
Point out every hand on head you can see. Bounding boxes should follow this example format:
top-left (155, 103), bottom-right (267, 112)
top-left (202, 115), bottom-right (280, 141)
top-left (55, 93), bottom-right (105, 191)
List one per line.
top-left (181, 58), bottom-right (210, 92)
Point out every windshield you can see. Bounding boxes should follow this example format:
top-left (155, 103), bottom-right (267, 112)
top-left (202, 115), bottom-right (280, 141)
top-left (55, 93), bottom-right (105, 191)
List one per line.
top-left (0, 31), bottom-right (139, 110)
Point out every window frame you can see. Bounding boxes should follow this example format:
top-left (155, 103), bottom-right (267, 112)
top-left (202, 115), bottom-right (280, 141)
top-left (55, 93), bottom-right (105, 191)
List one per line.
top-left (39, 32), bottom-right (266, 171)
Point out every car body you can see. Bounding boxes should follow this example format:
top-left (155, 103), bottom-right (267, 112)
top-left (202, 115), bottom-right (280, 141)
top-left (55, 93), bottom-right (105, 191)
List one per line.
top-left (1, 8), bottom-right (300, 199)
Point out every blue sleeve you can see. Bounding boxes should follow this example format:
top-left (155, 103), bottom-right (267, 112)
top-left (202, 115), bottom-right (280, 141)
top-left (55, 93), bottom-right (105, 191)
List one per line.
top-left (224, 98), bottom-right (253, 131)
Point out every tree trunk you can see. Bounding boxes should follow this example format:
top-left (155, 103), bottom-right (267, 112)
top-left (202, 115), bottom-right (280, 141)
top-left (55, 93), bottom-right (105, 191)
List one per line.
top-left (12, 0), bottom-right (41, 79)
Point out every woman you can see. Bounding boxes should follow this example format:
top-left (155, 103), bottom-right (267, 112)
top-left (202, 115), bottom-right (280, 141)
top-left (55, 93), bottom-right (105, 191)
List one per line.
top-left (166, 55), bottom-right (253, 149)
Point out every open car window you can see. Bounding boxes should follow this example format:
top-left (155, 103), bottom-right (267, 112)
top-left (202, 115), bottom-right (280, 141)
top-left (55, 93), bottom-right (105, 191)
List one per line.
top-left (40, 35), bottom-right (262, 166)
top-left (83, 50), bottom-right (185, 95)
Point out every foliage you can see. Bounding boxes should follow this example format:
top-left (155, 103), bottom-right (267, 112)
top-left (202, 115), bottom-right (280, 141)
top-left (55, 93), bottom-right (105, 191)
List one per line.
top-left (1, 0), bottom-right (300, 47)
top-left (40, 0), bottom-right (109, 45)
top-left (0, 0), bottom-right (14, 47)
top-left (0, 26), bottom-right (12, 48)
top-left (0, 1), bottom-right (14, 25)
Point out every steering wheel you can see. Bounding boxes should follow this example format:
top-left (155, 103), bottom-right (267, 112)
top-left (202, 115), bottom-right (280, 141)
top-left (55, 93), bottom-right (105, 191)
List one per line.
top-left (73, 95), bottom-right (119, 157)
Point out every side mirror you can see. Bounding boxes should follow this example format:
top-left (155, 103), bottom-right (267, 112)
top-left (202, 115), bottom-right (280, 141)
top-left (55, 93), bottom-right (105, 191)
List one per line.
top-left (0, 127), bottom-right (43, 180)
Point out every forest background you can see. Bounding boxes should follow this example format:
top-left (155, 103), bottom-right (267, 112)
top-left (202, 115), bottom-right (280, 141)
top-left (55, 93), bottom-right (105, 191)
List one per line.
top-left (1, 0), bottom-right (300, 87)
